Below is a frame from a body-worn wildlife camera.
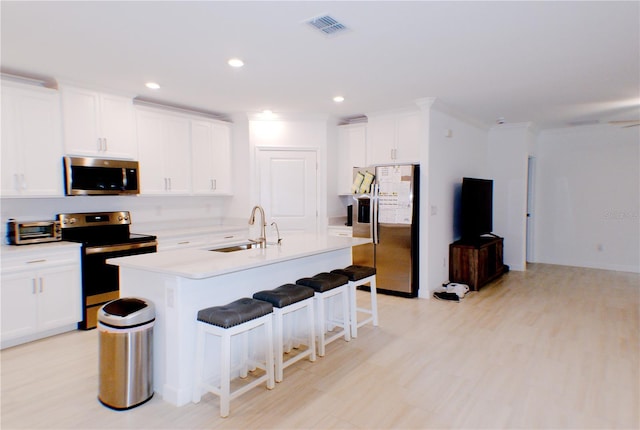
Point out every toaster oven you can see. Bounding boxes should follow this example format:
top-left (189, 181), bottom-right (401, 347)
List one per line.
top-left (7, 219), bottom-right (62, 245)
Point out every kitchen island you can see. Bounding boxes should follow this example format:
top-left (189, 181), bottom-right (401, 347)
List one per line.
top-left (107, 234), bottom-right (370, 407)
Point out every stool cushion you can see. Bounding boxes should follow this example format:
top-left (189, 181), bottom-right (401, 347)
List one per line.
top-left (197, 298), bottom-right (273, 329)
top-left (331, 265), bottom-right (376, 282)
top-left (253, 284), bottom-right (315, 308)
top-left (296, 272), bottom-right (349, 293)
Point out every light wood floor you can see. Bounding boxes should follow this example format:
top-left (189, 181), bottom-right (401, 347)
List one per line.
top-left (1, 263), bottom-right (638, 429)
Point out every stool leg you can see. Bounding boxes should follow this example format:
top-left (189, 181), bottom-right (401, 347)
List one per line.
top-left (283, 312), bottom-right (293, 353)
top-left (220, 331), bottom-right (232, 418)
top-left (341, 287), bottom-right (351, 342)
top-left (315, 294), bottom-right (326, 357)
top-left (349, 282), bottom-right (358, 338)
top-left (370, 276), bottom-right (379, 326)
top-left (308, 300), bottom-right (317, 362)
top-left (239, 331), bottom-right (249, 378)
top-left (192, 324), bottom-right (205, 403)
top-left (274, 310), bottom-right (284, 383)
top-left (264, 316), bottom-right (275, 389)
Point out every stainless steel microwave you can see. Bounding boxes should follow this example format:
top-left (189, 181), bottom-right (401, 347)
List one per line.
top-left (64, 157), bottom-right (140, 196)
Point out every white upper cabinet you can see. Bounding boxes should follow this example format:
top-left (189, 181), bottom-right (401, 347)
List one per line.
top-left (1, 82), bottom-right (64, 197)
top-left (337, 123), bottom-right (367, 194)
top-left (366, 110), bottom-right (421, 165)
top-left (191, 119), bottom-right (232, 195)
top-left (136, 108), bottom-right (191, 195)
top-left (60, 85), bottom-right (136, 159)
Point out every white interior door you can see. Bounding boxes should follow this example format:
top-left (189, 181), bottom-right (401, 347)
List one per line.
top-left (258, 149), bottom-right (317, 234)
top-left (526, 156), bottom-right (536, 263)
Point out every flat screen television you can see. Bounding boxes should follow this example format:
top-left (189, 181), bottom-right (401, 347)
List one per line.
top-left (460, 177), bottom-right (493, 240)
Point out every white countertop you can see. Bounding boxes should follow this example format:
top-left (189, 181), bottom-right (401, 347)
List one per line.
top-left (1, 241), bottom-right (81, 256)
top-left (108, 234), bottom-right (370, 280)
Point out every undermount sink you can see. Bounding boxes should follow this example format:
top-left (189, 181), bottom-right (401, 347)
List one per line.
top-left (209, 241), bottom-right (271, 253)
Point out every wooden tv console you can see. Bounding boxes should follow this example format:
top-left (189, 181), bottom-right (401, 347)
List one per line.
top-left (449, 236), bottom-right (506, 291)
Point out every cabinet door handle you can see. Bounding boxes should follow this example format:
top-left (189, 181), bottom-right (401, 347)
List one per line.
top-left (164, 177), bottom-right (168, 190)
top-left (103, 138), bottom-right (108, 152)
top-left (39, 278), bottom-right (43, 293)
top-left (168, 177), bottom-right (172, 191)
top-left (211, 179), bottom-right (217, 191)
top-left (26, 259), bottom-right (47, 264)
top-left (32, 278), bottom-right (37, 294)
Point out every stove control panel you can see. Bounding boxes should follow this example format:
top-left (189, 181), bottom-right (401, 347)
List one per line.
top-left (58, 211), bottom-right (132, 228)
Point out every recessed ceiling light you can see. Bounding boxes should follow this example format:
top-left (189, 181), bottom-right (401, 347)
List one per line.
top-left (333, 95), bottom-right (345, 103)
top-left (145, 82), bottom-right (160, 90)
top-left (228, 58), bottom-right (244, 68)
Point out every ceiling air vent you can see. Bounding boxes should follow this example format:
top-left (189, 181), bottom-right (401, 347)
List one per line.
top-left (306, 15), bottom-right (348, 36)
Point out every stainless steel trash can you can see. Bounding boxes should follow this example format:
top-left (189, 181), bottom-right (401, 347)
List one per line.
top-left (98, 297), bottom-right (155, 410)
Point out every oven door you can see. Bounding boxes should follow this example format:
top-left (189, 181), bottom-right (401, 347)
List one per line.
top-left (81, 241), bottom-right (157, 329)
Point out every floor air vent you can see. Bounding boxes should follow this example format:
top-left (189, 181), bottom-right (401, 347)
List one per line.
top-left (306, 15), bottom-right (348, 36)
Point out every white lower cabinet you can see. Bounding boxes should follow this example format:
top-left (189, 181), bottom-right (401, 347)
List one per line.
top-left (157, 234), bottom-right (208, 252)
top-left (1, 246), bottom-right (81, 349)
top-left (328, 226), bottom-right (353, 237)
top-left (157, 228), bottom-right (247, 252)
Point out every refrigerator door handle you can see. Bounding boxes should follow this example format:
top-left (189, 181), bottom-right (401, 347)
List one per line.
top-left (372, 183), bottom-right (379, 244)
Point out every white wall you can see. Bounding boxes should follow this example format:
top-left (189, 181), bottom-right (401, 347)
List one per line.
top-left (534, 125), bottom-right (639, 273)
top-left (326, 118), bottom-right (344, 220)
top-left (422, 101), bottom-right (489, 297)
top-left (487, 124), bottom-right (534, 271)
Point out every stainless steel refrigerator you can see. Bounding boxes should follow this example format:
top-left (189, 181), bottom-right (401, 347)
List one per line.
top-left (351, 164), bottom-right (419, 297)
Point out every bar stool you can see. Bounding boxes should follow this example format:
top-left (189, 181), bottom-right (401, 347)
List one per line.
top-left (253, 284), bottom-right (316, 382)
top-left (192, 298), bottom-right (275, 418)
top-left (331, 265), bottom-right (378, 338)
top-left (296, 272), bottom-right (350, 357)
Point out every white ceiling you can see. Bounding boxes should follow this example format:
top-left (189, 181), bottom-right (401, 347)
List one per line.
top-left (2, 1), bottom-right (639, 129)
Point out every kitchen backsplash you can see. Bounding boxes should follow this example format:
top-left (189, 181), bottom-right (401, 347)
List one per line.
top-left (1, 196), bottom-right (234, 240)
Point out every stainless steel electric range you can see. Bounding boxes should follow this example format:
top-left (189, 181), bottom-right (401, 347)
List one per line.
top-left (57, 211), bottom-right (157, 330)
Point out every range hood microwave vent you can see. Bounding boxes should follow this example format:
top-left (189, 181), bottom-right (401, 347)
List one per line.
top-left (306, 15), bottom-right (349, 36)
top-left (64, 156), bottom-right (140, 196)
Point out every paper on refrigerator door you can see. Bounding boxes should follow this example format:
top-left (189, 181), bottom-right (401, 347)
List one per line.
top-left (378, 181), bottom-right (412, 224)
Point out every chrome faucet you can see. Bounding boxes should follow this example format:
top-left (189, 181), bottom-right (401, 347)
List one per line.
top-left (248, 205), bottom-right (267, 248)
top-left (271, 221), bottom-right (282, 245)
